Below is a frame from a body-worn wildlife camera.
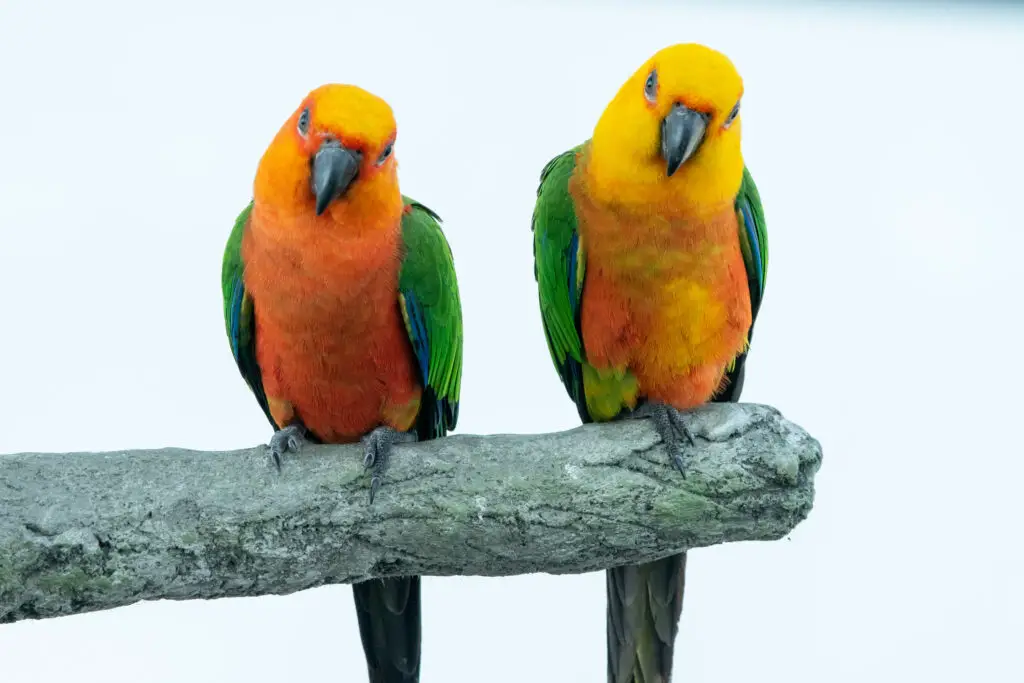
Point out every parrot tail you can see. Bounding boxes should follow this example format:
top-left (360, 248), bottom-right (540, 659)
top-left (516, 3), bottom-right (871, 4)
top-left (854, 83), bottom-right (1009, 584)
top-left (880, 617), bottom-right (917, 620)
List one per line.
top-left (352, 576), bottom-right (421, 683)
top-left (607, 553), bottom-right (687, 683)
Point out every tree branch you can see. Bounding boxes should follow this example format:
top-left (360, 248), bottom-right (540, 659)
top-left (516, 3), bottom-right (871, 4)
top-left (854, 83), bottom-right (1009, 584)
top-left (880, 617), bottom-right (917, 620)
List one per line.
top-left (0, 403), bottom-right (821, 624)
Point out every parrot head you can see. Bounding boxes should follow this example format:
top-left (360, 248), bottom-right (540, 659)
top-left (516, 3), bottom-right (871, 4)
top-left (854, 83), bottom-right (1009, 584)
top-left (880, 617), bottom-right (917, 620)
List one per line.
top-left (588, 43), bottom-right (745, 209)
top-left (254, 83), bottom-right (401, 224)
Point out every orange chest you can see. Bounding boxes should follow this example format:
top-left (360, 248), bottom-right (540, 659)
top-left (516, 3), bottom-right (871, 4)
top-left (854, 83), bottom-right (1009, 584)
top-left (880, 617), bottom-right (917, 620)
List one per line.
top-left (240, 221), bottom-right (420, 441)
top-left (574, 193), bottom-right (752, 374)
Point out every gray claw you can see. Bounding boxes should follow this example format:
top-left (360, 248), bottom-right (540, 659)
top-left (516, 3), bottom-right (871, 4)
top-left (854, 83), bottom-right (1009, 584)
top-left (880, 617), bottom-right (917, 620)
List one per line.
top-left (620, 402), bottom-right (696, 476)
top-left (268, 424), bottom-right (307, 472)
top-left (361, 426), bottom-right (416, 504)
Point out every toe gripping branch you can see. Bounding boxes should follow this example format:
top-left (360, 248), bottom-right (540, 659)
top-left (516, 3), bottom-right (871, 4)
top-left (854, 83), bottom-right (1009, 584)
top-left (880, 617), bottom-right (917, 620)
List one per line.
top-left (624, 403), bottom-right (696, 475)
top-left (362, 426), bottom-right (417, 504)
top-left (268, 424), bottom-right (308, 472)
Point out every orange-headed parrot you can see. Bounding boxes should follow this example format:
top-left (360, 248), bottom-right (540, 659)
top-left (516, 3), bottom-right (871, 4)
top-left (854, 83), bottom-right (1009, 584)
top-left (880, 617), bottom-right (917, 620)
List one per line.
top-left (531, 44), bottom-right (769, 682)
top-left (222, 84), bottom-right (463, 683)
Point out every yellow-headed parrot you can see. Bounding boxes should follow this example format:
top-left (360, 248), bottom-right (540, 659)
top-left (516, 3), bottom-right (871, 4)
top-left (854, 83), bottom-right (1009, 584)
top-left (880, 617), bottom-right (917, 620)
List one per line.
top-left (531, 44), bottom-right (769, 682)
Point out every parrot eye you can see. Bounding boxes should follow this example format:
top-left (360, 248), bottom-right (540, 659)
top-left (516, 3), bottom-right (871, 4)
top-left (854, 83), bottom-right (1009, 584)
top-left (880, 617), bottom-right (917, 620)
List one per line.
top-left (376, 140), bottom-right (394, 166)
top-left (644, 69), bottom-right (658, 103)
top-left (723, 100), bottom-right (740, 129)
top-left (297, 108), bottom-right (311, 137)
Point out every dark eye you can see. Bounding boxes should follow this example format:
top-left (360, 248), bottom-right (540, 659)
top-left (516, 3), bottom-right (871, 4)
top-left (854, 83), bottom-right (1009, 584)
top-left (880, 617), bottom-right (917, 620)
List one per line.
top-left (723, 100), bottom-right (740, 128)
top-left (376, 140), bottom-right (394, 166)
top-left (644, 69), bottom-right (658, 103)
top-left (297, 107), bottom-right (311, 136)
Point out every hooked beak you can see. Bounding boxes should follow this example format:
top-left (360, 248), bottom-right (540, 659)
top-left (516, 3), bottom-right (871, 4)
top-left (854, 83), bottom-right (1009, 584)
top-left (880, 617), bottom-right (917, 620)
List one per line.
top-left (311, 138), bottom-right (362, 215)
top-left (661, 103), bottom-right (710, 177)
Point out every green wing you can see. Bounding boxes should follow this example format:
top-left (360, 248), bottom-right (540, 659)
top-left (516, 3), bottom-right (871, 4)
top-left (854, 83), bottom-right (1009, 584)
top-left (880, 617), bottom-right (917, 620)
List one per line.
top-left (221, 201), bottom-right (276, 429)
top-left (736, 165), bottom-right (768, 325)
top-left (397, 197), bottom-right (464, 440)
top-left (714, 165), bottom-right (769, 403)
top-left (531, 145), bottom-right (589, 422)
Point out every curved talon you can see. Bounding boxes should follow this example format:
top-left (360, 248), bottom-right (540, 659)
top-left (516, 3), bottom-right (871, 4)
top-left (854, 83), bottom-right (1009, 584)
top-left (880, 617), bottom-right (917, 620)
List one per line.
top-left (361, 426), bottom-right (416, 505)
top-left (669, 451), bottom-right (687, 475)
top-left (668, 410), bottom-right (696, 446)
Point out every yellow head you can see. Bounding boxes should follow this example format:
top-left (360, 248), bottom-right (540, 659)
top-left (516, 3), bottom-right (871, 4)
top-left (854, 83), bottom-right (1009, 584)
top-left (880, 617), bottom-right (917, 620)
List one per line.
top-left (254, 84), bottom-right (401, 226)
top-left (586, 44), bottom-right (745, 213)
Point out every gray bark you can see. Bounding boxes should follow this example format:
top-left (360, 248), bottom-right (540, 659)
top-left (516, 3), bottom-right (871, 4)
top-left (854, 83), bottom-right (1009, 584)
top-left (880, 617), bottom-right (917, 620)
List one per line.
top-left (0, 403), bottom-right (821, 624)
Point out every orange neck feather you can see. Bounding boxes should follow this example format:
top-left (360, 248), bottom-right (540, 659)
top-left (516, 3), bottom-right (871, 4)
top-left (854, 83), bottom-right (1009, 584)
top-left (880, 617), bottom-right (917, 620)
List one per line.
top-left (571, 160), bottom-right (741, 290)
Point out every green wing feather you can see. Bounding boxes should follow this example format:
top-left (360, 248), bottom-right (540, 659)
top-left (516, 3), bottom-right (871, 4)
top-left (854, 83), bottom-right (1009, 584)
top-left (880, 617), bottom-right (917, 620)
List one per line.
top-left (397, 197), bottom-right (464, 440)
top-left (221, 201), bottom-right (276, 429)
top-left (531, 144), bottom-right (589, 422)
top-left (352, 198), bottom-right (464, 680)
top-left (735, 165), bottom-right (769, 325)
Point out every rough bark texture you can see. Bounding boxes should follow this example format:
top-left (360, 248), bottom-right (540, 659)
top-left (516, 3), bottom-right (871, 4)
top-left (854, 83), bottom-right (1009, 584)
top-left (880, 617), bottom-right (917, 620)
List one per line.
top-left (0, 403), bottom-right (821, 624)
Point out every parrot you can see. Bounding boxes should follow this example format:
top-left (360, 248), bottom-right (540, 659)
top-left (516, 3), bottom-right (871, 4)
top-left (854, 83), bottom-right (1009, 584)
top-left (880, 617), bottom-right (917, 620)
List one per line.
top-left (531, 44), bottom-right (768, 682)
top-left (221, 83), bottom-right (463, 683)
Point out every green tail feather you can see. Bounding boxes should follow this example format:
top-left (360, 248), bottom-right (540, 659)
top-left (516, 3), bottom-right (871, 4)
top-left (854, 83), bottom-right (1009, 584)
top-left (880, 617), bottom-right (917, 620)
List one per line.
top-left (607, 553), bottom-right (687, 683)
top-left (352, 577), bottom-right (421, 683)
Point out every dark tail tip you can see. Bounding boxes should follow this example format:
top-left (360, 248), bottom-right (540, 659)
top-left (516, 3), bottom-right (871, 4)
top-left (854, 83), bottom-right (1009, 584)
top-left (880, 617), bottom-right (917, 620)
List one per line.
top-left (352, 576), bottom-right (422, 683)
top-left (607, 553), bottom-right (687, 683)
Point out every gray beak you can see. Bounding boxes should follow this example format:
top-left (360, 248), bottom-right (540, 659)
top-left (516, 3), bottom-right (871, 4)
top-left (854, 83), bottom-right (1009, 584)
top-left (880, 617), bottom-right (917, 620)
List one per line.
top-left (661, 103), bottom-right (710, 177)
top-left (311, 139), bottom-right (362, 215)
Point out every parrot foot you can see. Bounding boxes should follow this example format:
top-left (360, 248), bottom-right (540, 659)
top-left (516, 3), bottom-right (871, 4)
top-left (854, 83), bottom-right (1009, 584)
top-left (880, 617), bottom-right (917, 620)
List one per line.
top-left (625, 402), bottom-right (696, 476)
top-left (362, 426), bottom-right (417, 505)
top-left (268, 424), bottom-right (308, 472)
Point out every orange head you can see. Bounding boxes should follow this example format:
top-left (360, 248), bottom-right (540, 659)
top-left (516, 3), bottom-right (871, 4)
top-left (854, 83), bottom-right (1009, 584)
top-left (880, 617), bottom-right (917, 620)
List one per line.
top-left (253, 84), bottom-right (402, 229)
top-left (586, 44), bottom-right (746, 212)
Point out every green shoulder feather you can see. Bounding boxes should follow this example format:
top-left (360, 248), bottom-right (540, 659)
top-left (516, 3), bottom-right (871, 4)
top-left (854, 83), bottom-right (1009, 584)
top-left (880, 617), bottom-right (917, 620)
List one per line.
top-left (221, 201), bottom-right (276, 429)
top-left (531, 145), bottom-right (589, 422)
top-left (735, 166), bottom-right (768, 326)
top-left (398, 197), bottom-right (464, 439)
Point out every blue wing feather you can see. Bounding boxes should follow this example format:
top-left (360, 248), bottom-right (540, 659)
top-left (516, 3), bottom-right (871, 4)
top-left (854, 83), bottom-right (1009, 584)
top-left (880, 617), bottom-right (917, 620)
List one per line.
top-left (738, 200), bottom-right (763, 290)
top-left (228, 278), bottom-right (245, 361)
top-left (401, 291), bottom-right (432, 387)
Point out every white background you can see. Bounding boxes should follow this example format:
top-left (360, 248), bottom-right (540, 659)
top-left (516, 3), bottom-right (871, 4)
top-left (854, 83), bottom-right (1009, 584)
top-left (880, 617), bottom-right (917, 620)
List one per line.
top-left (1, 1), bottom-right (1022, 681)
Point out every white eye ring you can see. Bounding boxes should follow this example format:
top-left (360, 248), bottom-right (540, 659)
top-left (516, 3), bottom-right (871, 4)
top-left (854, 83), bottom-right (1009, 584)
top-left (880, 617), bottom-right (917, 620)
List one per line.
top-left (297, 107), bottom-right (311, 137)
top-left (723, 101), bottom-right (740, 129)
top-left (644, 69), bottom-right (658, 103)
